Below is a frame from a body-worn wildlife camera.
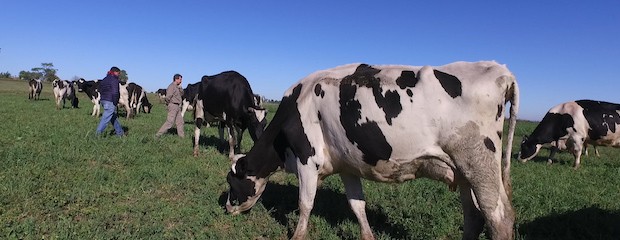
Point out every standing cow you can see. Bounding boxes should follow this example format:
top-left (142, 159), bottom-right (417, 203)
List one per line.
top-left (126, 82), bottom-right (150, 117)
top-left (118, 81), bottom-right (135, 119)
top-left (76, 78), bottom-right (101, 117)
top-left (518, 100), bottom-right (620, 169)
top-left (225, 61), bottom-right (519, 239)
top-left (28, 79), bottom-right (43, 100)
top-left (193, 71), bottom-right (267, 159)
top-left (52, 79), bottom-right (78, 110)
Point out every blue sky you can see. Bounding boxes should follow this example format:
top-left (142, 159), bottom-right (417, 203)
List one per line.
top-left (2, 1), bottom-right (619, 120)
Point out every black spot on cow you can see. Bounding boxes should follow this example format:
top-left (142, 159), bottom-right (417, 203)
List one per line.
top-left (373, 89), bottom-right (401, 125)
top-left (433, 70), bottom-right (462, 98)
top-left (576, 100), bottom-right (620, 140)
top-left (396, 70), bottom-right (418, 89)
top-left (497, 131), bottom-right (503, 140)
top-left (339, 64), bottom-right (393, 166)
top-left (496, 104), bottom-right (504, 120)
top-left (343, 64), bottom-right (403, 125)
top-left (484, 137), bottom-right (496, 153)
top-left (273, 84), bottom-right (316, 166)
top-left (314, 84), bottom-right (325, 98)
top-left (406, 89), bottom-right (413, 97)
top-left (317, 111), bottom-right (322, 121)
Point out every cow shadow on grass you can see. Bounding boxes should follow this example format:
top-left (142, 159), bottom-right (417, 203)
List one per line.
top-left (195, 135), bottom-right (227, 153)
top-left (218, 182), bottom-right (409, 239)
top-left (518, 206), bottom-right (620, 239)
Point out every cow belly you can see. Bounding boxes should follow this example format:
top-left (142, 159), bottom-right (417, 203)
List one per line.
top-left (369, 156), bottom-right (455, 184)
top-left (591, 131), bottom-right (620, 147)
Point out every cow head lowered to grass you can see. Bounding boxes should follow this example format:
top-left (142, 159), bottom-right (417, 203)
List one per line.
top-left (226, 61), bottom-right (520, 240)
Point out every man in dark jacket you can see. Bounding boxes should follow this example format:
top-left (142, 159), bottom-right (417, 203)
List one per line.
top-left (96, 66), bottom-right (125, 137)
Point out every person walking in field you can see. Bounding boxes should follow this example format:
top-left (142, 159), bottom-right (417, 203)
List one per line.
top-left (96, 66), bottom-right (125, 137)
top-left (156, 74), bottom-right (185, 138)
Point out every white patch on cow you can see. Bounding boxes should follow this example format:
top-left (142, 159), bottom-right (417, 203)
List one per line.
top-left (230, 154), bottom-right (245, 174)
top-left (491, 192), bottom-right (506, 220)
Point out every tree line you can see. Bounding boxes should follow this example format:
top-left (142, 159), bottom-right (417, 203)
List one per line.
top-left (1, 63), bottom-right (129, 82)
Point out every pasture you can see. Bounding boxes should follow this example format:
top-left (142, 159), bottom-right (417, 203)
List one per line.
top-left (1, 78), bottom-right (619, 239)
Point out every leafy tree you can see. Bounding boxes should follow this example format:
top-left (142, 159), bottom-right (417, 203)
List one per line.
top-left (19, 70), bottom-right (42, 80)
top-left (0, 71), bottom-right (11, 78)
top-left (119, 69), bottom-right (128, 82)
top-left (31, 63), bottom-right (58, 82)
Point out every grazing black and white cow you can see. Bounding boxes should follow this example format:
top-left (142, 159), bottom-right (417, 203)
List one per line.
top-left (518, 100), bottom-right (620, 169)
top-left (193, 71), bottom-right (267, 159)
top-left (52, 79), bottom-right (78, 110)
top-left (28, 79), bottom-right (43, 100)
top-left (126, 82), bottom-right (150, 116)
top-left (118, 82), bottom-right (135, 119)
top-left (141, 93), bottom-right (153, 113)
top-left (156, 88), bottom-right (167, 103)
top-left (225, 62), bottom-right (519, 240)
top-left (76, 78), bottom-right (101, 117)
top-left (181, 81), bottom-right (201, 118)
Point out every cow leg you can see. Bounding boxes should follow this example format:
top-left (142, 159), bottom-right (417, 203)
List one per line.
top-left (217, 122), bottom-right (227, 154)
top-left (569, 137), bottom-right (584, 169)
top-left (453, 149), bottom-right (514, 240)
top-left (291, 163), bottom-right (320, 240)
top-left (594, 146), bottom-right (600, 157)
top-left (234, 126), bottom-right (244, 153)
top-left (227, 124), bottom-right (236, 160)
top-left (340, 174), bottom-right (374, 240)
top-left (547, 146), bottom-right (558, 165)
top-left (193, 118), bottom-right (203, 157)
top-left (459, 183), bottom-right (485, 239)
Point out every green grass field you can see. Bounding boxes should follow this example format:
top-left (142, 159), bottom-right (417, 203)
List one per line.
top-left (1, 78), bottom-right (619, 239)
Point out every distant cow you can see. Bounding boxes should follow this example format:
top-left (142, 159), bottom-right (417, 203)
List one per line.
top-left (193, 71), bottom-right (267, 159)
top-left (52, 79), bottom-right (78, 110)
top-left (181, 81), bottom-right (201, 119)
top-left (28, 79), bottom-right (43, 100)
top-left (518, 100), bottom-right (620, 169)
top-left (225, 62), bottom-right (519, 239)
top-left (76, 78), bottom-right (101, 117)
top-left (156, 88), bottom-right (167, 103)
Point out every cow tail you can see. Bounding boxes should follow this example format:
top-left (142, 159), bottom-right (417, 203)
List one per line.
top-left (503, 78), bottom-right (519, 200)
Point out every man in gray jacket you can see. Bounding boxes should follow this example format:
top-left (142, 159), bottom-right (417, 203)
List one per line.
top-left (156, 74), bottom-right (185, 138)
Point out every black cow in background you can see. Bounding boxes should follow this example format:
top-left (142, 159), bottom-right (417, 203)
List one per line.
top-left (519, 99), bottom-right (620, 169)
top-left (156, 88), bottom-right (167, 103)
top-left (193, 71), bottom-right (267, 159)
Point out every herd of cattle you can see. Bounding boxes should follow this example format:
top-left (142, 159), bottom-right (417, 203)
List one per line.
top-left (26, 61), bottom-right (620, 239)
